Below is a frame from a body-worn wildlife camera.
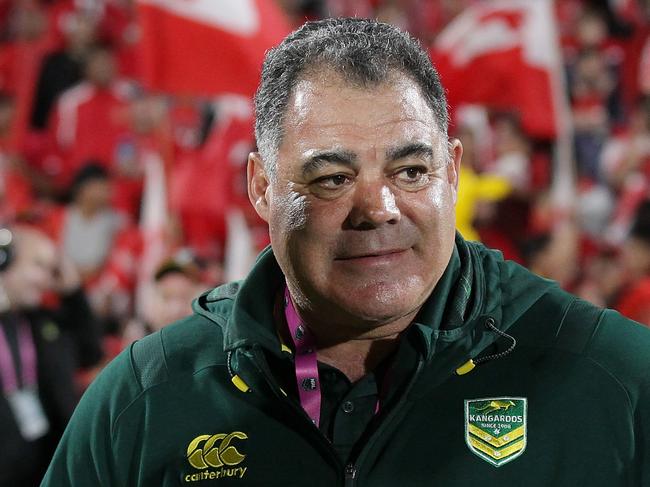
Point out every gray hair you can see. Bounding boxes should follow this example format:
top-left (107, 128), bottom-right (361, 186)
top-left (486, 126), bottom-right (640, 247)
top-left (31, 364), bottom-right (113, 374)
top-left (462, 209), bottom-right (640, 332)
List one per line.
top-left (254, 17), bottom-right (449, 176)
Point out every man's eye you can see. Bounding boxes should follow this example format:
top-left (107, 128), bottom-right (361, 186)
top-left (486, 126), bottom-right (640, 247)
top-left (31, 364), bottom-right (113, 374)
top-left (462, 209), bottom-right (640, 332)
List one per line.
top-left (314, 174), bottom-right (351, 189)
top-left (394, 166), bottom-right (429, 184)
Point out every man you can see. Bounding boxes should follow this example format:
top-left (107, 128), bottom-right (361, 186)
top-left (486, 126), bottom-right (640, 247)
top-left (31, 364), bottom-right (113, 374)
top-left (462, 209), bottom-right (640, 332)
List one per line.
top-left (121, 256), bottom-right (205, 344)
top-left (0, 226), bottom-right (102, 486)
top-left (30, 10), bottom-right (96, 130)
top-left (49, 45), bottom-right (131, 190)
top-left (58, 163), bottom-right (124, 282)
top-left (43, 18), bottom-right (650, 486)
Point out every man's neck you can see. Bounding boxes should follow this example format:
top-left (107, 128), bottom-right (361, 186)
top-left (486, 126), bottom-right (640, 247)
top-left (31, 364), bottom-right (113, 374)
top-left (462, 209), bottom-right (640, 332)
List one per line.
top-left (275, 290), bottom-right (417, 383)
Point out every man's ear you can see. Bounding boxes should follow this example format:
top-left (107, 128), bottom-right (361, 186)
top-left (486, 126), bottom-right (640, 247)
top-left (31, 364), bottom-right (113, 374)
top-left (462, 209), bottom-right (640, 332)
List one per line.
top-left (247, 152), bottom-right (270, 222)
top-left (447, 138), bottom-right (463, 204)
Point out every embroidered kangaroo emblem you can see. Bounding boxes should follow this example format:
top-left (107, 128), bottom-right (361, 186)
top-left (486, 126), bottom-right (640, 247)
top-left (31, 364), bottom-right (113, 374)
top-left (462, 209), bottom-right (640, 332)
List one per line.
top-left (474, 400), bottom-right (516, 415)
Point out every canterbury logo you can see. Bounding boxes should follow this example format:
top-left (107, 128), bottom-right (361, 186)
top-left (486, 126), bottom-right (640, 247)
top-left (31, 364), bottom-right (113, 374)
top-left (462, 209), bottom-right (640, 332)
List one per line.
top-left (187, 432), bottom-right (248, 470)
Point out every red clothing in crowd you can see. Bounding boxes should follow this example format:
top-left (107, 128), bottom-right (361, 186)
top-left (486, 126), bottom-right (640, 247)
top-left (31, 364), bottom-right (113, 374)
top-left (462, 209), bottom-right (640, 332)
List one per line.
top-left (616, 277), bottom-right (650, 326)
top-left (0, 41), bottom-right (49, 150)
top-left (169, 115), bottom-right (263, 260)
top-left (49, 81), bottom-right (130, 189)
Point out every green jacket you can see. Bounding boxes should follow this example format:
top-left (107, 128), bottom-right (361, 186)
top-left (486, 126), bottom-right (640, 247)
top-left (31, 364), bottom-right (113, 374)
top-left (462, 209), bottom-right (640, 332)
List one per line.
top-left (42, 238), bottom-right (650, 486)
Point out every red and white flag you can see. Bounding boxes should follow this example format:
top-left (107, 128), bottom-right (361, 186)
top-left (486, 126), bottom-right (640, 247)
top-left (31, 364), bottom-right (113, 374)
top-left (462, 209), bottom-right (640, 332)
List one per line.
top-left (431, 0), bottom-right (565, 139)
top-left (136, 0), bottom-right (291, 96)
top-left (136, 150), bottom-right (169, 320)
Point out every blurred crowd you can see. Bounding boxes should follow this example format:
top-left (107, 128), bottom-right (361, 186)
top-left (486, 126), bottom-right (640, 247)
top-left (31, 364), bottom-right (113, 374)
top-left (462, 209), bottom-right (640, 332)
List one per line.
top-left (2, 0), bottom-right (650, 484)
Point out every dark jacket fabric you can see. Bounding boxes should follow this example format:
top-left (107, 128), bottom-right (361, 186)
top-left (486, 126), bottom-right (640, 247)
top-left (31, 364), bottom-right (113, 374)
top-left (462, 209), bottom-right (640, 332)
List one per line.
top-left (41, 238), bottom-right (650, 486)
top-left (0, 289), bottom-right (103, 487)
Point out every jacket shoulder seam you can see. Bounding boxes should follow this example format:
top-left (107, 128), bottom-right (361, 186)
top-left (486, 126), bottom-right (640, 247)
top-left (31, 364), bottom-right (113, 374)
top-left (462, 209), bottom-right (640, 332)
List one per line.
top-left (110, 387), bottom-right (148, 441)
top-left (109, 363), bottom-right (229, 440)
top-left (516, 341), bottom-right (635, 414)
top-left (579, 349), bottom-right (634, 413)
top-left (111, 363), bottom-right (226, 441)
top-left (582, 308), bottom-right (634, 412)
top-left (553, 295), bottom-right (578, 339)
top-left (553, 297), bottom-right (605, 355)
top-left (532, 299), bottom-right (635, 413)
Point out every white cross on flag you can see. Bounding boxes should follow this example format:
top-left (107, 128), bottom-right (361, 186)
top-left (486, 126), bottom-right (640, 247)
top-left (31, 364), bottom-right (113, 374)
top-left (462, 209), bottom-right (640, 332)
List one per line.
top-left (431, 0), bottom-right (564, 139)
top-left (136, 0), bottom-right (290, 96)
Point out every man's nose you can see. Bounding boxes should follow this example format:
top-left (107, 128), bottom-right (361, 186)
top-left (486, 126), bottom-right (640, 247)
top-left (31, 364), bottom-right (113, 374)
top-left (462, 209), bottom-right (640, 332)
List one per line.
top-left (348, 181), bottom-right (401, 229)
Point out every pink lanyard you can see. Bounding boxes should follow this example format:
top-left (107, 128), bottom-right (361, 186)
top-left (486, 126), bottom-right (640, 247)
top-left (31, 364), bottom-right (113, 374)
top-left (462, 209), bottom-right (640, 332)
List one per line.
top-left (284, 287), bottom-right (322, 426)
top-left (0, 320), bottom-right (37, 394)
top-left (284, 287), bottom-right (386, 427)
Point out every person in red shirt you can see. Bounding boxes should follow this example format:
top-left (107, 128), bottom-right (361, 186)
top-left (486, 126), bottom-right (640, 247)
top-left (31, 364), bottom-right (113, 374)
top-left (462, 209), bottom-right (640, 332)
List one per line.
top-left (48, 44), bottom-right (131, 191)
top-left (30, 9), bottom-right (97, 132)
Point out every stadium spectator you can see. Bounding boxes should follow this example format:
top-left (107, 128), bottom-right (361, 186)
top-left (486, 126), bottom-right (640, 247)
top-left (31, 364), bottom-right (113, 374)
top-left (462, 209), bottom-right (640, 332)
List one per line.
top-left (122, 254), bottom-right (205, 344)
top-left (600, 97), bottom-right (650, 244)
top-left (58, 163), bottom-right (125, 283)
top-left (30, 10), bottom-right (96, 131)
top-left (601, 96), bottom-right (650, 189)
top-left (454, 124), bottom-right (511, 241)
top-left (569, 47), bottom-right (616, 180)
top-left (0, 226), bottom-right (102, 486)
top-left (487, 113), bottom-right (533, 194)
top-left (519, 220), bottom-right (580, 290)
top-left (109, 93), bottom-right (170, 219)
top-left (47, 44), bottom-right (131, 190)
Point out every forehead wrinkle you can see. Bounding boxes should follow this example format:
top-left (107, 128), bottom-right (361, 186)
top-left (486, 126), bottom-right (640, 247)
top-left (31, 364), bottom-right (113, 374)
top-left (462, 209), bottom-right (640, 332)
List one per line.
top-left (290, 118), bottom-right (437, 158)
top-left (297, 117), bottom-right (435, 134)
top-left (287, 73), bottom-right (435, 128)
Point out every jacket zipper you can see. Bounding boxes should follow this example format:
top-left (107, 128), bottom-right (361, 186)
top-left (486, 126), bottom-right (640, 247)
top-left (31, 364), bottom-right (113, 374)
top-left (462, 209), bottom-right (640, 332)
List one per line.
top-left (346, 356), bottom-right (426, 485)
top-left (246, 349), bottom-right (343, 464)
top-left (344, 463), bottom-right (357, 487)
top-left (249, 348), bottom-right (425, 486)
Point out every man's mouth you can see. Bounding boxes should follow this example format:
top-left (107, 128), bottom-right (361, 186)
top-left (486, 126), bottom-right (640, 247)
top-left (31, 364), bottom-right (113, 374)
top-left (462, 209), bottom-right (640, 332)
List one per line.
top-left (334, 248), bottom-right (410, 261)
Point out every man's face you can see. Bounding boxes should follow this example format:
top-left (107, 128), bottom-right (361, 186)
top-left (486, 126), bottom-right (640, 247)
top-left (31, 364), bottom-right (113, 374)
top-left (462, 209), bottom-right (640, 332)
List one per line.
top-left (3, 232), bottom-right (57, 309)
top-left (86, 50), bottom-right (116, 88)
top-left (150, 273), bottom-right (199, 331)
top-left (76, 178), bottom-right (111, 213)
top-left (249, 71), bottom-right (461, 335)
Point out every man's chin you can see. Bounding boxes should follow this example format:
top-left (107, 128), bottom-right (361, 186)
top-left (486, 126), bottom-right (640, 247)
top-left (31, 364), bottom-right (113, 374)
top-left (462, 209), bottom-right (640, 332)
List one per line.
top-left (330, 286), bottom-right (425, 327)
